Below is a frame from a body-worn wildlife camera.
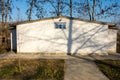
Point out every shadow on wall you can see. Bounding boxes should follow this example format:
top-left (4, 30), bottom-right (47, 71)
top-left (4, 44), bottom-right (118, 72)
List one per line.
top-left (67, 19), bottom-right (115, 55)
top-left (15, 26), bottom-right (67, 53)
top-left (73, 25), bottom-right (107, 55)
top-left (67, 18), bottom-right (73, 55)
top-left (13, 18), bottom-right (115, 55)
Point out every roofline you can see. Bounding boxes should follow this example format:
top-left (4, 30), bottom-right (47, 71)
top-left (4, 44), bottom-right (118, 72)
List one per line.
top-left (10, 15), bottom-right (115, 27)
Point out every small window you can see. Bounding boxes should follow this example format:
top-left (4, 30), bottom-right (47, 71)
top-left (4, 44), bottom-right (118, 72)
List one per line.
top-left (55, 22), bottom-right (66, 29)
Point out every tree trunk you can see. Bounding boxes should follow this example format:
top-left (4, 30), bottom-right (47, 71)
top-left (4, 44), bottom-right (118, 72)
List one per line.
top-left (5, 0), bottom-right (10, 23)
top-left (28, 0), bottom-right (34, 21)
top-left (57, 0), bottom-right (60, 16)
top-left (92, 0), bottom-right (96, 21)
top-left (86, 0), bottom-right (92, 21)
top-left (1, 0), bottom-right (5, 46)
top-left (70, 0), bottom-right (72, 17)
top-left (5, 0), bottom-right (10, 49)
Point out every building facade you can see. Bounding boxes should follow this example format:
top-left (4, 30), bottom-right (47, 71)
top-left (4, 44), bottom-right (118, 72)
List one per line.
top-left (11, 16), bottom-right (118, 55)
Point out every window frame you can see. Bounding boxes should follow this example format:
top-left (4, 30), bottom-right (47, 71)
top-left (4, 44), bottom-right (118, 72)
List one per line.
top-left (54, 22), bottom-right (66, 29)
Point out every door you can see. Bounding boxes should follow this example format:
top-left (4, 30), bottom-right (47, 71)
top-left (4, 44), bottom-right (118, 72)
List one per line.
top-left (117, 30), bottom-right (120, 53)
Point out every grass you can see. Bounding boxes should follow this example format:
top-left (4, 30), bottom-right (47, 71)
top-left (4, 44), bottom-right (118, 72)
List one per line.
top-left (0, 59), bottom-right (65, 80)
top-left (95, 60), bottom-right (120, 80)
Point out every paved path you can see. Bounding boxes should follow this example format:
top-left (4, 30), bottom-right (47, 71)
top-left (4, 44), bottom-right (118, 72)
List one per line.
top-left (0, 52), bottom-right (120, 80)
top-left (64, 54), bottom-right (120, 80)
top-left (64, 56), bottom-right (109, 80)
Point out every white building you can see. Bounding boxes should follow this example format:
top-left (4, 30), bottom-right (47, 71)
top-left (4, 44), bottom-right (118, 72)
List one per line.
top-left (10, 16), bottom-right (118, 55)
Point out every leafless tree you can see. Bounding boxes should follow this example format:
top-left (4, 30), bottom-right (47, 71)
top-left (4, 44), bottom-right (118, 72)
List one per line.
top-left (26, 0), bottom-right (46, 21)
top-left (44, 0), bottom-right (67, 16)
top-left (74, 0), bottom-right (120, 21)
top-left (0, 0), bottom-right (12, 49)
top-left (69, 0), bottom-right (72, 17)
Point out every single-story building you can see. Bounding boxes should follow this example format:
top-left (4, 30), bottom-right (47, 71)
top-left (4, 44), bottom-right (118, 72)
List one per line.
top-left (10, 16), bottom-right (118, 55)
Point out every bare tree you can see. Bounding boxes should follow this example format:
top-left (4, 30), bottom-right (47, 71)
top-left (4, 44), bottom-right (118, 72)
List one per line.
top-left (70, 0), bottom-right (72, 17)
top-left (75, 0), bottom-right (120, 21)
top-left (45, 0), bottom-right (67, 16)
top-left (91, 0), bottom-right (96, 21)
top-left (1, 0), bottom-right (5, 47)
top-left (26, 0), bottom-right (34, 21)
top-left (26, 0), bottom-right (45, 21)
top-left (0, 0), bottom-right (12, 49)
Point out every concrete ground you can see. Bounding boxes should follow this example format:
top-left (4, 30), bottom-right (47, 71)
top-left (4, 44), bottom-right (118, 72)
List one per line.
top-left (64, 56), bottom-right (109, 80)
top-left (0, 52), bottom-right (120, 80)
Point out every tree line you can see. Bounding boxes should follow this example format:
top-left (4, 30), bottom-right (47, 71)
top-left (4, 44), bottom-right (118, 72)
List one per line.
top-left (1, 0), bottom-right (120, 22)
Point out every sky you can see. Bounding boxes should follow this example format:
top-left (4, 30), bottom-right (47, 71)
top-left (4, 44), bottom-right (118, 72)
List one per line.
top-left (12, 0), bottom-right (28, 21)
top-left (12, 0), bottom-right (59, 21)
top-left (8, 0), bottom-right (120, 23)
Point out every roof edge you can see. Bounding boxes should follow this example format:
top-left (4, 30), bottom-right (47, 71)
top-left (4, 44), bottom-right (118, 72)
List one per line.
top-left (10, 15), bottom-right (115, 26)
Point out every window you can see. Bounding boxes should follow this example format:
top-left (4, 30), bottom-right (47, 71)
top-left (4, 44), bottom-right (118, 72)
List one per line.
top-left (55, 22), bottom-right (66, 29)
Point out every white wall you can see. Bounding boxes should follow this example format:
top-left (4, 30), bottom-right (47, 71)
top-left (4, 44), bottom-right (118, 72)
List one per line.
top-left (107, 29), bottom-right (117, 53)
top-left (15, 17), bottom-right (117, 55)
top-left (17, 18), bottom-right (68, 54)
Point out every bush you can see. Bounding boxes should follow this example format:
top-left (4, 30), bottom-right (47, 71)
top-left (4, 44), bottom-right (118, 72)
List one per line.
top-left (0, 46), bottom-right (7, 54)
top-left (0, 45), bottom-right (11, 54)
